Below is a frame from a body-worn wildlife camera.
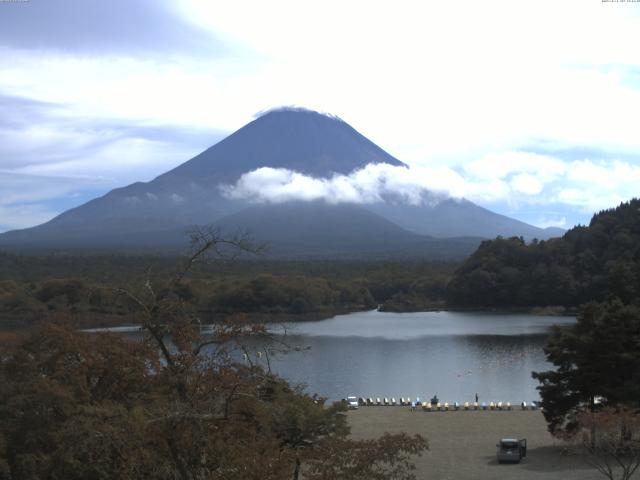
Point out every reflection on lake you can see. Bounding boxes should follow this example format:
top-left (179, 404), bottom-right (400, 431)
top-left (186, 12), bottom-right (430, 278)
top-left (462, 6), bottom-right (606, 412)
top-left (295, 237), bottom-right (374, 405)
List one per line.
top-left (236, 310), bottom-right (575, 403)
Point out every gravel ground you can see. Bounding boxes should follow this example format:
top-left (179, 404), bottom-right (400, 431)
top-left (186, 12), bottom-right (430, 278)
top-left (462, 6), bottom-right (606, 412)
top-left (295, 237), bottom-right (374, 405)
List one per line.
top-left (347, 407), bottom-right (607, 480)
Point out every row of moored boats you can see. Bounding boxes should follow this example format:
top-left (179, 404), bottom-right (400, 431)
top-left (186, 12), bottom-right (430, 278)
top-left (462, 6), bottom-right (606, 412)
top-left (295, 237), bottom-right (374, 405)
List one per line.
top-left (345, 396), bottom-right (541, 411)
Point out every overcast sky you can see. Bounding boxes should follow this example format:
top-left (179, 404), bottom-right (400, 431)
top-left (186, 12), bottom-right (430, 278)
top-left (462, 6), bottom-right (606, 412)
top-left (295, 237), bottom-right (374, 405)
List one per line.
top-left (1, 0), bottom-right (639, 232)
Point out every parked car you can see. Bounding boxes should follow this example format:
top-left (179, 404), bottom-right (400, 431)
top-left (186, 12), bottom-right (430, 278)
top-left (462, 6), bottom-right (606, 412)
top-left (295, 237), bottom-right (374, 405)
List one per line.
top-left (346, 396), bottom-right (359, 409)
top-left (496, 438), bottom-right (527, 464)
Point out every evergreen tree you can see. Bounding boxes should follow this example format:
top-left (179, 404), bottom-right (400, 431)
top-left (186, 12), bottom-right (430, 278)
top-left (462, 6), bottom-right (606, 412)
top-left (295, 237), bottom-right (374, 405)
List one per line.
top-left (532, 299), bottom-right (640, 433)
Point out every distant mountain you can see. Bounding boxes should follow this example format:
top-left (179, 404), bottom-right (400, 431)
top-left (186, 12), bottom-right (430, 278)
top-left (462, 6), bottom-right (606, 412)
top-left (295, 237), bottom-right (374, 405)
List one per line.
top-left (0, 108), bottom-right (562, 257)
top-left (214, 202), bottom-right (481, 259)
top-left (366, 199), bottom-right (563, 239)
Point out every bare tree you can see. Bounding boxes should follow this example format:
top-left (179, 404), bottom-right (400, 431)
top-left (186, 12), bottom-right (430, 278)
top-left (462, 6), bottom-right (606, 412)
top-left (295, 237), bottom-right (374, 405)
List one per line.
top-left (115, 226), bottom-right (264, 368)
top-left (570, 407), bottom-right (640, 480)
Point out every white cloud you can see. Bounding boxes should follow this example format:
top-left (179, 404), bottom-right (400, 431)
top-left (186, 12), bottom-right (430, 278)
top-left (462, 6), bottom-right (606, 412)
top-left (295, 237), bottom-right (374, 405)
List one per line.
top-left (178, 0), bottom-right (640, 163)
top-left (170, 193), bottom-right (185, 204)
top-left (535, 216), bottom-right (568, 230)
top-left (510, 174), bottom-right (544, 196)
top-left (220, 158), bottom-right (557, 207)
top-left (221, 155), bottom-right (640, 221)
top-left (221, 164), bottom-right (456, 206)
top-left (3, 0), bottom-right (640, 163)
top-left (464, 152), bottom-right (566, 183)
top-left (555, 159), bottom-right (640, 212)
top-left (219, 163), bottom-right (498, 206)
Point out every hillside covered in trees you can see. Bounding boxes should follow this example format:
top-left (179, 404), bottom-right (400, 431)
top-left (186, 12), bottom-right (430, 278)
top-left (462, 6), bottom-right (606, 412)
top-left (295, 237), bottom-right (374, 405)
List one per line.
top-left (447, 199), bottom-right (640, 308)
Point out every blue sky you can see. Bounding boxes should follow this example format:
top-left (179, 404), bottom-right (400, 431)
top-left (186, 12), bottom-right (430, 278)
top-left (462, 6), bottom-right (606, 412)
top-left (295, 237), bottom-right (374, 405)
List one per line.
top-left (1, 0), bottom-right (639, 232)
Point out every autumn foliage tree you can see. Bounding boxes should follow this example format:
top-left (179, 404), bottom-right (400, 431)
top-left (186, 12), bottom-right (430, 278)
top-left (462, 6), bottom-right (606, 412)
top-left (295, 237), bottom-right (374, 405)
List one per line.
top-left (0, 228), bottom-right (426, 480)
top-left (570, 408), bottom-right (640, 480)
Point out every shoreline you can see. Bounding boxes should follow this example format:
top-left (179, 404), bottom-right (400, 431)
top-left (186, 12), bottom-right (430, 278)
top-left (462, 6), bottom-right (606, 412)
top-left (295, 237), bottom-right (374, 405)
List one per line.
top-left (80, 306), bottom-right (576, 333)
top-left (3, 305), bottom-right (577, 333)
top-left (380, 305), bottom-right (578, 317)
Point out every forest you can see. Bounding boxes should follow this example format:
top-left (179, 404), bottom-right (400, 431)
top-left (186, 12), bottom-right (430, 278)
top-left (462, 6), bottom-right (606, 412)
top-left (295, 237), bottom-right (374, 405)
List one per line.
top-left (447, 199), bottom-right (640, 308)
top-left (0, 253), bottom-right (455, 330)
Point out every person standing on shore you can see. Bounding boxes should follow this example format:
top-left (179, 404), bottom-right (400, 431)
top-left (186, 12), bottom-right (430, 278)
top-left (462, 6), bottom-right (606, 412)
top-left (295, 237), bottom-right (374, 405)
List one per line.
top-left (475, 393), bottom-right (479, 403)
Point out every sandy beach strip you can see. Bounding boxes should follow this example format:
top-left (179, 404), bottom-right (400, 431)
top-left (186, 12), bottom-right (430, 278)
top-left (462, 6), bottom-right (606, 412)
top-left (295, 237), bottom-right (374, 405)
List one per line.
top-left (347, 407), bottom-right (604, 480)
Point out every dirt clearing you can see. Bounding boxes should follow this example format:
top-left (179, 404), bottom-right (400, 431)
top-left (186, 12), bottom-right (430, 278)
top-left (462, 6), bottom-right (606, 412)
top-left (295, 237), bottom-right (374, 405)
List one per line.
top-left (347, 407), bottom-right (604, 480)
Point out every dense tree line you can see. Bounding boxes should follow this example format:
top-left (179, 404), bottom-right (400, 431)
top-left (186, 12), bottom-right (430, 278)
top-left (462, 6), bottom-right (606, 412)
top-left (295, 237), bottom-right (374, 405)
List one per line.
top-left (447, 199), bottom-right (640, 308)
top-left (0, 257), bottom-right (456, 330)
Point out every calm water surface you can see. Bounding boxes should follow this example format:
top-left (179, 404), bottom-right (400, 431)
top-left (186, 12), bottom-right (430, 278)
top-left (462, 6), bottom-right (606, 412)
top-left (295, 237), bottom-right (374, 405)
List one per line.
top-left (245, 310), bottom-right (575, 403)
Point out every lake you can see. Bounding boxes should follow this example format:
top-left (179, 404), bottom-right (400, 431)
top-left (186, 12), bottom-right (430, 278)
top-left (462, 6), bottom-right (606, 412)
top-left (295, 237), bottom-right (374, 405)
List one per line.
top-left (236, 310), bottom-right (576, 404)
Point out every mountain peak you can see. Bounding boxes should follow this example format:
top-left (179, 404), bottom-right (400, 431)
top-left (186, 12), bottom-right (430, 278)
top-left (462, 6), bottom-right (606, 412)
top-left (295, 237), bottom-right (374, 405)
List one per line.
top-left (254, 106), bottom-right (345, 123)
top-left (160, 107), bottom-right (406, 181)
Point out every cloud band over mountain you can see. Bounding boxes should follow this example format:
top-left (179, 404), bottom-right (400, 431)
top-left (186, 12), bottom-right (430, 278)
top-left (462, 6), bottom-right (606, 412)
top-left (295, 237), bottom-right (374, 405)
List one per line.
top-left (220, 163), bottom-right (449, 206)
top-left (221, 154), bottom-right (640, 225)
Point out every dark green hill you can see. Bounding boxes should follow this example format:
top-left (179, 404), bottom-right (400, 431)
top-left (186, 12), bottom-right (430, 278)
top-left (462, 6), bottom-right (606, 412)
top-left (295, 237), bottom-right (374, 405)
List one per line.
top-left (446, 198), bottom-right (640, 307)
